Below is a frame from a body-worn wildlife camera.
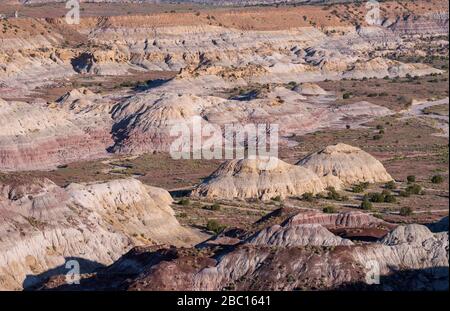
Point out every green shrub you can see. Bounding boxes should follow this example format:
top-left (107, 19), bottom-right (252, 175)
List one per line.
top-left (272, 195), bottom-right (282, 202)
top-left (399, 206), bottom-right (413, 216)
top-left (431, 175), bottom-right (444, 184)
top-left (326, 187), bottom-right (346, 201)
top-left (385, 181), bottom-right (396, 190)
top-left (366, 192), bottom-right (385, 203)
top-left (177, 198), bottom-right (191, 206)
top-left (407, 175), bottom-right (416, 183)
top-left (301, 192), bottom-right (315, 202)
top-left (373, 134), bottom-right (383, 140)
top-left (381, 189), bottom-right (391, 196)
top-left (360, 199), bottom-right (373, 210)
top-left (206, 220), bottom-right (226, 234)
top-left (343, 92), bottom-right (352, 99)
top-left (204, 203), bottom-right (221, 211)
top-left (399, 190), bottom-right (410, 197)
top-left (352, 182), bottom-right (369, 193)
top-left (384, 194), bottom-right (397, 203)
top-left (406, 184), bottom-right (422, 195)
top-left (323, 206), bottom-right (337, 214)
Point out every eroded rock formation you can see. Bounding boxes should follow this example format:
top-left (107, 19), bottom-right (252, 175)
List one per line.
top-left (0, 178), bottom-right (201, 290)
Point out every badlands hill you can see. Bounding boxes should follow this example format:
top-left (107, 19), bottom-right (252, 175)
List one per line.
top-left (192, 157), bottom-right (325, 200)
top-left (0, 1), bottom-right (447, 170)
top-left (193, 143), bottom-right (391, 200)
top-left (297, 143), bottom-right (393, 188)
top-left (0, 177), bottom-right (201, 290)
top-left (38, 209), bottom-right (449, 291)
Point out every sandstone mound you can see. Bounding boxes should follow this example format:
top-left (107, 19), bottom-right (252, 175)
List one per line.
top-left (293, 82), bottom-right (329, 96)
top-left (192, 157), bottom-right (325, 200)
top-left (297, 143), bottom-right (393, 187)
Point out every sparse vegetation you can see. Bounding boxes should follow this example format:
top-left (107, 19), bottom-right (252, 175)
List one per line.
top-left (431, 175), bottom-right (444, 184)
top-left (206, 220), bottom-right (226, 235)
top-left (323, 205), bottom-right (337, 214)
top-left (399, 206), bottom-right (413, 216)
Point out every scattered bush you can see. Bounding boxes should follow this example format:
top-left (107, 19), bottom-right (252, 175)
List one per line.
top-left (399, 190), bottom-right (410, 197)
top-left (406, 184), bottom-right (422, 195)
top-left (384, 194), bottom-right (397, 203)
top-left (352, 182), bottom-right (370, 193)
top-left (177, 198), bottom-right (191, 206)
top-left (373, 134), bottom-right (383, 140)
top-left (301, 192), bottom-right (315, 202)
top-left (206, 220), bottom-right (226, 234)
top-left (407, 175), bottom-right (416, 183)
top-left (399, 206), bottom-right (413, 216)
top-left (343, 92), bottom-right (352, 99)
top-left (385, 181), bottom-right (397, 190)
top-left (323, 205), bottom-right (337, 214)
top-left (431, 175), bottom-right (444, 184)
top-left (326, 187), bottom-right (347, 201)
top-left (360, 199), bottom-right (373, 210)
top-left (272, 195), bottom-right (282, 202)
top-left (204, 203), bottom-right (221, 211)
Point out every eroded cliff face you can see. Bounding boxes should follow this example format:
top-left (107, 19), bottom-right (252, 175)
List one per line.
top-left (0, 178), bottom-right (201, 290)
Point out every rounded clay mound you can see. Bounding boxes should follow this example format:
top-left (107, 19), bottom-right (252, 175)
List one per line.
top-left (192, 157), bottom-right (325, 201)
top-left (297, 143), bottom-right (393, 187)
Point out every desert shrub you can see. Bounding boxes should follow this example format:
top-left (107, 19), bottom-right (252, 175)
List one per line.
top-left (407, 175), bottom-right (416, 183)
top-left (360, 199), bottom-right (373, 210)
top-left (206, 220), bottom-right (226, 234)
top-left (376, 125), bottom-right (384, 130)
top-left (177, 198), bottom-right (191, 206)
top-left (384, 194), bottom-right (397, 203)
top-left (399, 206), bottom-right (413, 216)
top-left (385, 181), bottom-right (396, 190)
top-left (366, 192), bottom-right (385, 203)
top-left (323, 206), bottom-right (337, 214)
top-left (373, 134), bottom-right (383, 140)
top-left (381, 189), bottom-right (391, 196)
top-left (352, 182), bottom-right (369, 193)
top-left (399, 190), bottom-right (410, 197)
top-left (178, 212), bottom-right (188, 218)
top-left (406, 184), bottom-right (422, 195)
top-left (431, 175), bottom-right (444, 184)
top-left (301, 192), bottom-right (315, 202)
top-left (272, 195), bottom-right (282, 202)
top-left (342, 92), bottom-right (352, 99)
top-left (204, 203), bottom-right (221, 211)
top-left (326, 187), bottom-right (346, 201)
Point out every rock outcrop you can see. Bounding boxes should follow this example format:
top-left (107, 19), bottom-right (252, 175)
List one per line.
top-left (0, 178), bottom-right (201, 290)
top-left (0, 96), bottom-right (113, 171)
top-left (297, 143), bottom-right (393, 187)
